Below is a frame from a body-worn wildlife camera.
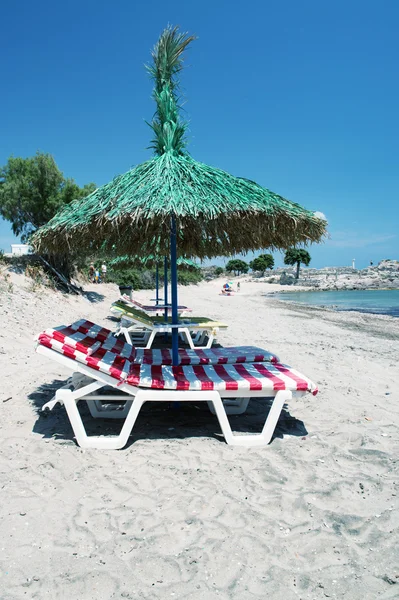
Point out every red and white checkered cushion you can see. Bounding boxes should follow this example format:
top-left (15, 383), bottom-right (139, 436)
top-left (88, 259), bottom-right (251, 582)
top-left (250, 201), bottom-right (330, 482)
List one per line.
top-left (40, 328), bottom-right (102, 355)
top-left (38, 334), bottom-right (130, 381)
top-left (69, 320), bottom-right (112, 342)
top-left (38, 321), bottom-right (135, 368)
top-left (100, 335), bottom-right (136, 360)
top-left (134, 346), bottom-right (279, 366)
top-left (42, 320), bottom-right (113, 350)
top-left (126, 362), bottom-right (318, 395)
top-left (84, 348), bottom-right (130, 380)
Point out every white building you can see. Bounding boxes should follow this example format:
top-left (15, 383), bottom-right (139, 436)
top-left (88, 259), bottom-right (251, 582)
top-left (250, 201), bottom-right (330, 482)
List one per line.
top-left (10, 244), bottom-right (31, 256)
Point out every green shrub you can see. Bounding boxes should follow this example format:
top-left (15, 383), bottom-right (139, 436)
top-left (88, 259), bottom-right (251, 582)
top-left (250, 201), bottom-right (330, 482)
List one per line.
top-left (177, 269), bottom-right (203, 285)
top-left (107, 268), bottom-right (142, 289)
top-left (94, 262), bottom-right (203, 290)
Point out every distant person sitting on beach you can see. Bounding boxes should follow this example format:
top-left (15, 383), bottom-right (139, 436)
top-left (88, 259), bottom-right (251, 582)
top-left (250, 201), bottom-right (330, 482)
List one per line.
top-left (101, 262), bottom-right (107, 283)
top-left (89, 263), bottom-right (95, 282)
top-left (221, 286), bottom-right (233, 295)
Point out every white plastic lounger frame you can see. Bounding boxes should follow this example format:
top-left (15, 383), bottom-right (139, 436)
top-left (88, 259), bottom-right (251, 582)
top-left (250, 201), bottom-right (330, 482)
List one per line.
top-left (37, 345), bottom-right (299, 450)
top-left (118, 320), bottom-right (220, 350)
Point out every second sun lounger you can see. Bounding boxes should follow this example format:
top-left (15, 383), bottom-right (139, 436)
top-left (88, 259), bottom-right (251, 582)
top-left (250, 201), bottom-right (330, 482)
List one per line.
top-left (117, 294), bottom-right (192, 316)
top-left (111, 304), bottom-right (228, 349)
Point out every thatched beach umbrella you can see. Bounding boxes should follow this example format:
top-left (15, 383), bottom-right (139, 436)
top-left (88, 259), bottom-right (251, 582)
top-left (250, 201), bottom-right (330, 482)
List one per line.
top-left (32, 26), bottom-right (327, 364)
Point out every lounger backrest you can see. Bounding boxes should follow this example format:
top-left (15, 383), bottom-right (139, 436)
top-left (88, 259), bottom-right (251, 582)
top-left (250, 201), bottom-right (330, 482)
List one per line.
top-left (41, 327), bottom-right (102, 355)
top-left (69, 319), bottom-right (112, 342)
top-left (132, 300), bottom-right (144, 309)
top-left (120, 295), bottom-right (142, 308)
top-left (114, 303), bottom-right (155, 326)
top-left (37, 332), bottom-right (130, 381)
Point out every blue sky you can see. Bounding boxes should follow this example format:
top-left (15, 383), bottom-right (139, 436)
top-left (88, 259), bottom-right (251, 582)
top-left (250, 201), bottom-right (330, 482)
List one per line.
top-left (1, 0), bottom-right (398, 269)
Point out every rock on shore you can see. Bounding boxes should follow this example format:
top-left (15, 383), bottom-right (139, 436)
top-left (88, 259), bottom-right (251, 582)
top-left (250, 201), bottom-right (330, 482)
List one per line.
top-left (262, 259), bottom-right (399, 290)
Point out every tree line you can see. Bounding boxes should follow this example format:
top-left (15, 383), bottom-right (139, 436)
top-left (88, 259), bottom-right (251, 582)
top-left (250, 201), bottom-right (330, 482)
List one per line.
top-left (225, 248), bottom-right (311, 279)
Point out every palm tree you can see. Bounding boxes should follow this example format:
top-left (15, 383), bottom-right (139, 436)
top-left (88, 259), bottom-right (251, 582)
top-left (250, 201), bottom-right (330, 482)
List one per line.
top-left (284, 248), bottom-right (311, 279)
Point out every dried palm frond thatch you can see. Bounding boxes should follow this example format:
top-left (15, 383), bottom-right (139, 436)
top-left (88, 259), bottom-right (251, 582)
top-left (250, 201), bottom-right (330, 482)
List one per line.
top-left (32, 26), bottom-right (327, 258)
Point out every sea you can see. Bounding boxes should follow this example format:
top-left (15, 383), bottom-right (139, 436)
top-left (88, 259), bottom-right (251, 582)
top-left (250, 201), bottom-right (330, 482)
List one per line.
top-left (276, 289), bottom-right (399, 317)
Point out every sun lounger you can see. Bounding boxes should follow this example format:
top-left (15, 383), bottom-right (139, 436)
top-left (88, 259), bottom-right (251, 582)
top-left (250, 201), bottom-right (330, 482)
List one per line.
top-left (110, 304), bottom-right (228, 349)
top-left (35, 320), bottom-right (318, 449)
top-left (117, 294), bottom-right (192, 316)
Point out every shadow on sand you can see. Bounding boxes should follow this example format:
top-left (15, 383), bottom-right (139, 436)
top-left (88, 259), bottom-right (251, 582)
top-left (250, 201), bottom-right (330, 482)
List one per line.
top-left (106, 315), bottom-right (120, 323)
top-left (29, 378), bottom-right (308, 449)
top-left (81, 290), bottom-right (106, 303)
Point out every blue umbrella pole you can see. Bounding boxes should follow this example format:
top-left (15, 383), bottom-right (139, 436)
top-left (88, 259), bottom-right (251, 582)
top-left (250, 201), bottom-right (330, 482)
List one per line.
top-left (163, 256), bottom-right (169, 341)
top-left (170, 217), bottom-right (179, 366)
top-left (163, 256), bottom-right (168, 324)
top-left (155, 263), bottom-right (159, 306)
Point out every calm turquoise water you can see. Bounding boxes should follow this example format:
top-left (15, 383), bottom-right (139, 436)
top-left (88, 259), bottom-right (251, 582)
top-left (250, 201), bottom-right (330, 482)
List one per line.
top-left (277, 289), bottom-right (399, 317)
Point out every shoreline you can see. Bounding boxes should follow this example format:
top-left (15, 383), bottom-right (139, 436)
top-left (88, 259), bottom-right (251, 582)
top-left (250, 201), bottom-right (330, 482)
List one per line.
top-left (269, 295), bottom-right (399, 319)
top-left (263, 287), bottom-right (399, 318)
top-left (269, 296), bottom-right (398, 322)
top-left (265, 286), bottom-right (399, 293)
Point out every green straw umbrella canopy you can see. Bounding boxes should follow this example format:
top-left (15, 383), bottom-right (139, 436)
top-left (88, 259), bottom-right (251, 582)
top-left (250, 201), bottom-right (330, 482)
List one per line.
top-left (32, 26), bottom-right (327, 364)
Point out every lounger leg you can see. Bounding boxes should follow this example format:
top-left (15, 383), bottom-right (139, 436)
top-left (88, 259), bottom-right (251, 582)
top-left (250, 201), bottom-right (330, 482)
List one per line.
top-left (210, 390), bottom-right (292, 446)
top-left (62, 393), bottom-right (145, 450)
top-left (179, 329), bottom-right (210, 349)
top-left (120, 327), bottom-right (133, 345)
top-left (201, 331), bottom-right (209, 345)
top-left (180, 328), bottom-right (194, 349)
top-left (204, 332), bottom-right (214, 349)
top-left (190, 330), bottom-right (202, 344)
top-left (183, 329), bottom-right (216, 350)
top-left (144, 330), bottom-right (157, 349)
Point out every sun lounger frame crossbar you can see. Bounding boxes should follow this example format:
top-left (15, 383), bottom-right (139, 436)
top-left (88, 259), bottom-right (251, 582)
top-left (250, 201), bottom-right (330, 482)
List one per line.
top-left (118, 323), bottom-right (212, 349)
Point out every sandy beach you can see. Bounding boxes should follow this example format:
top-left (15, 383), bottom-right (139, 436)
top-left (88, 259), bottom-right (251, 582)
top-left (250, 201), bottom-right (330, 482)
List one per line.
top-left (0, 273), bottom-right (398, 599)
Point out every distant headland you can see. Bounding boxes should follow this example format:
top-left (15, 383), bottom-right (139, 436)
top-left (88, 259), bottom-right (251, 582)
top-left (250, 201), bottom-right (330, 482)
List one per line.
top-left (252, 260), bottom-right (399, 291)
